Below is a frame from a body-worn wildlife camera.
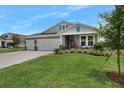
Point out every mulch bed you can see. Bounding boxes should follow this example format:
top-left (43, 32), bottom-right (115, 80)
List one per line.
top-left (106, 71), bottom-right (124, 84)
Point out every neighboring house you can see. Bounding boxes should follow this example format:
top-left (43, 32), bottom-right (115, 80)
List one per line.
top-left (26, 21), bottom-right (98, 51)
top-left (0, 37), bottom-right (2, 48)
top-left (0, 33), bottom-right (27, 48)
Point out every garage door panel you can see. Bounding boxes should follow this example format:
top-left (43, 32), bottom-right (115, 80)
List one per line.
top-left (37, 38), bottom-right (59, 50)
top-left (26, 40), bottom-right (34, 51)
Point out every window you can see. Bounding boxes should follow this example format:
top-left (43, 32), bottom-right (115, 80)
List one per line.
top-left (66, 24), bottom-right (68, 28)
top-left (76, 27), bottom-right (80, 32)
top-left (62, 25), bottom-right (65, 30)
top-left (60, 26), bottom-right (61, 30)
top-left (81, 36), bottom-right (86, 46)
top-left (34, 40), bottom-right (37, 46)
top-left (4, 35), bottom-right (8, 38)
top-left (88, 36), bottom-right (93, 46)
top-left (60, 24), bottom-right (67, 30)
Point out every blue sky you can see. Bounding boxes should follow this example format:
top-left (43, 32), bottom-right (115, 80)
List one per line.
top-left (0, 5), bottom-right (114, 35)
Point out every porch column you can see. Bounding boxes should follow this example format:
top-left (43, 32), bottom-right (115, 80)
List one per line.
top-left (93, 35), bottom-right (95, 45)
top-left (86, 36), bottom-right (88, 47)
top-left (98, 34), bottom-right (100, 42)
top-left (79, 35), bottom-right (81, 46)
top-left (60, 35), bottom-right (62, 45)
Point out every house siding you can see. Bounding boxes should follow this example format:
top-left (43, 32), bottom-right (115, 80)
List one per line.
top-left (61, 24), bottom-right (97, 35)
top-left (42, 22), bottom-right (73, 34)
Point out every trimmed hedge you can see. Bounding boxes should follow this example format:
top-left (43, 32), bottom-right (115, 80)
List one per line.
top-left (54, 48), bottom-right (115, 57)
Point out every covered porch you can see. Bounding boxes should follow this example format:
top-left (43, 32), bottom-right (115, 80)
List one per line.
top-left (60, 33), bottom-right (98, 49)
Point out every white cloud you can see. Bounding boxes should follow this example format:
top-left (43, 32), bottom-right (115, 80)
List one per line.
top-left (54, 12), bottom-right (71, 18)
top-left (13, 6), bottom-right (90, 28)
top-left (31, 12), bottom-right (58, 20)
top-left (5, 5), bottom-right (91, 34)
top-left (31, 11), bottom-right (70, 20)
top-left (10, 23), bottom-right (32, 30)
top-left (0, 15), bottom-right (6, 19)
top-left (10, 11), bottom-right (71, 32)
top-left (67, 5), bottom-right (90, 11)
top-left (9, 19), bottom-right (33, 31)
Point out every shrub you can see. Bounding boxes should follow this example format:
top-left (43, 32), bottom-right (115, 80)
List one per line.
top-left (69, 48), bottom-right (76, 53)
top-left (85, 49), bottom-right (91, 55)
top-left (65, 49), bottom-right (70, 53)
top-left (54, 48), bottom-right (114, 57)
top-left (75, 48), bottom-right (112, 57)
top-left (93, 42), bottom-right (104, 51)
top-left (88, 49), bottom-right (96, 55)
top-left (54, 48), bottom-right (60, 54)
top-left (93, 50), bottom-right (99, 55)
top-left (76, 49), bottom-right (82, 53)
top-left (82, 49), bottom-right (88, 54)
top-left (58, 50), bottom-right (65, 54)
top-left (102, 51), bottom-right (111, 57)
top-left (112, 50), bottom-right (121, 55)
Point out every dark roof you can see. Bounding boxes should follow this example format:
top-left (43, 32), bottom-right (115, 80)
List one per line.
top-left (1, 32), bottom-right (27, 36)
top-left (0, 32), bottom-right (28, 40)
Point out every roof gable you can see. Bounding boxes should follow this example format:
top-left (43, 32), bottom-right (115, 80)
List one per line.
top-left (41, 21), bottom-right (74, 34)
top-left (33, 21), bottom-right (74, 35)
top-left (31, 21), bottom-right (97, 36)
top-left (58, 23), bottom-right (97, 34)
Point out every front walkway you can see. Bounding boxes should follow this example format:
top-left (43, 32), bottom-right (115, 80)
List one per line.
top-left (0, 51), bottom-right (53, 69)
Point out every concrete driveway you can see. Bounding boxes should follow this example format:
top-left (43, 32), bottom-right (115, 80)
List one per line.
top-left (0, 51), bottom-right (53, 69)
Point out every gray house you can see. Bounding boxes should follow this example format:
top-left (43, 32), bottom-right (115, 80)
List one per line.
top-left (0, 33), bottom-right (27, 48)
top-left (26, 21), bottom-right (98, 51)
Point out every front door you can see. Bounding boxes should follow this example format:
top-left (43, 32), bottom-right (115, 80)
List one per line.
top-left (65, 35), bottom-right (69, 49)
top-left (65, 35), bottom-right (76, 48)
top-left (69, 36), bottom-right (74, 48)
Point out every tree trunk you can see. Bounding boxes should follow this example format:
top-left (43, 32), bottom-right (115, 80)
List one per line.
top-left (117, 48), bottom-right (121, 74)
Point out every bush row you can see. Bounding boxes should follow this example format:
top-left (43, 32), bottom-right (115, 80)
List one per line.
top-left (54, 48), bottom-right (117, 57)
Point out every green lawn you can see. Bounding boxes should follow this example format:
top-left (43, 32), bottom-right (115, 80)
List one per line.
top-left (0, 48), bottom-right (25, 54)
top-left (0, 53), bottom-right (124, 88)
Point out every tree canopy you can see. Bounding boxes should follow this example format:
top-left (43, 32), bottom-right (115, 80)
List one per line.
top-left (98, 5), bottom-right (124, 74)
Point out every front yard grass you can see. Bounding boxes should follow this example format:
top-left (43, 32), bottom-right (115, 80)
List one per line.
top-left (0, 48), bottom-right (25, 54)
top-left (0, 53), bottom-right (124, 88)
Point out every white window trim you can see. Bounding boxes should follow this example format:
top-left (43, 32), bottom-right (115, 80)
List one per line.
top-left (76, 27), bottom-right (80, 32)
top-left (60, 24), bottom-right (67, 30)
top-left (80, 35), bottom-right (95, 47)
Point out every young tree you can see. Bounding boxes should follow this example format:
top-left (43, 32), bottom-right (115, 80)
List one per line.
top-left (98, 5), bottom-right (124, 74)
top-left (11, 35), bottom-right (20, 48)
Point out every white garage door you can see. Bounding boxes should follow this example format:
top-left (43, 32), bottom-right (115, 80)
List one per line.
top-left (26, 40), bottom-right (34, 51)
top-left (37, 38), bottom-right (60, 50)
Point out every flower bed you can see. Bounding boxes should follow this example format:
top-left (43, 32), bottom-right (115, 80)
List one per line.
top-left (54, 48), bottom-right (117, 57)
